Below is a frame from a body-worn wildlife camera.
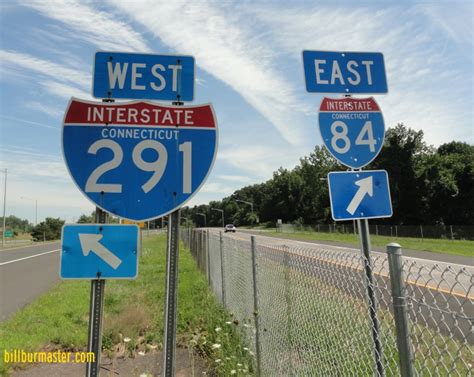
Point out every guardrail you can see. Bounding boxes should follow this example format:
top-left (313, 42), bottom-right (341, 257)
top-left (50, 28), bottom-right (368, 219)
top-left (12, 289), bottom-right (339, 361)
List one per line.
top-left (181, 228), bottom-right (473, 376)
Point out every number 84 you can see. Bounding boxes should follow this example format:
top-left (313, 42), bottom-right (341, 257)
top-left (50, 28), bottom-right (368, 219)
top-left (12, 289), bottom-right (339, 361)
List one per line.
top-left (330, 120), bottom-right (377, 154)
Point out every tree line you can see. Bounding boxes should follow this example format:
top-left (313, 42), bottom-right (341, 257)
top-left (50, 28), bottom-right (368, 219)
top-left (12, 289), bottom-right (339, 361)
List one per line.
top-left (4, 124), bottom-right (472, 236)
top-left (182, 124), bottom-right (473, 227)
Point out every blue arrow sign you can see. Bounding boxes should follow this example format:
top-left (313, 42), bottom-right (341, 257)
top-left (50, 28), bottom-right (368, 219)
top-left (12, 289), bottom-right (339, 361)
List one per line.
top-left (61, 224), bottom-right (139, 279)
top-left (93, 52), bottom-right (195, 101)
top-left (303, 50), bottom-right (387, 94)
top-left (328, 170), bottom-right (392, 221)
top-left (319, 97), bottom-right (385, 169)
top-left (62, 98), bottom-right (218, 221)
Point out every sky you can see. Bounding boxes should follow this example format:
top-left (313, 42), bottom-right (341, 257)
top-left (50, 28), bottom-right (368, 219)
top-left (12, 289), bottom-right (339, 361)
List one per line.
top-left (0, 0), bottom-right (473, 224)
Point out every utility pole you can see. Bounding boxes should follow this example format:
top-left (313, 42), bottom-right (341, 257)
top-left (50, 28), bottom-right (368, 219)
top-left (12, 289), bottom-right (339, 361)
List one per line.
top-left (197, 213), bottom-right (207, 228)
top-left (2, 168), bottom-right (7, 248)
top-left (236, 199), bottom-right (254, 224)
top-left (211, 208), bottom-right (224, 227)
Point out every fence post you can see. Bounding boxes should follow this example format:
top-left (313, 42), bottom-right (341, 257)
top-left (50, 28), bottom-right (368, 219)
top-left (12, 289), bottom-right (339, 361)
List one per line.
top-left (250, 236), bottom-right (262, 376)
top-left (206, 230), bottom-right (211, 286)
top-left (420, 225), bottom-right (424, 240)
top-left (450, 225), bottom-right (454, 240)
top-left (386, 243), bottom-right (414, 377)
top-left (283, 245), bottom-right (293, 374)
top-left (219, 231), bottom-right (226, 307)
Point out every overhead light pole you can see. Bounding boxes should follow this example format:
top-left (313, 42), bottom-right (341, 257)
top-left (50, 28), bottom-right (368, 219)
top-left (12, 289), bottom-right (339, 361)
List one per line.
top-left (211, 208), bottom-right (225, 228)
top-left (21, 196), bottom-right (38, 225)
top-left (2, 168), bottom-right (7, 248)
top-left (236, 199), bottom-right (255, 224)
top-left (196, 213), bottom-right (207, 228)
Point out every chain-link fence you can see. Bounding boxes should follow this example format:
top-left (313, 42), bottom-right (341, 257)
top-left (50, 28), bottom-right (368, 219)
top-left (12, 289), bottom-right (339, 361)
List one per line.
top-left (181, 228), bottom-right (473, 376)
top-left (277, 223), bottom-right (474, 241)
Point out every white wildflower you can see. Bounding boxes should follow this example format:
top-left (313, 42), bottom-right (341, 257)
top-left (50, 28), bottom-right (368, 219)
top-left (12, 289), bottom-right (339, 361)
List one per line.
top-left (243, 347), bottom-right (248, 351)
top-left (138, 351), bottom-right (145, 356)
top-left (211, 343), bottom-right (221, 349)
top-left (215, 359), bottom-right (222, 363)
top-left (230, 370), bottom-right (236, 375)
top-left (237, 363), bottom-right (242, 367)
top-left (215, 327), bottom-right (222, 332)
top-left (123, 337), bottom-right (131, 343)
top-left (225, 321), bottom-right (232, 325)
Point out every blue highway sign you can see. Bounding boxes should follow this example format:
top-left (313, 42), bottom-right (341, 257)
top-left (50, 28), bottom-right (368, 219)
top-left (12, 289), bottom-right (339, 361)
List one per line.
top-left (319, 97), bottom-right (385, 169)
top-left (93, 52), bottom-right (195, 101)
top-left (303, 50), bottom-right (387, 94)
top-left (61, 224), bottom-right (139, 279)
top-left (328, 170), bottom-right (392, 221)
top-left (62, 98), bottom-right (218, 221)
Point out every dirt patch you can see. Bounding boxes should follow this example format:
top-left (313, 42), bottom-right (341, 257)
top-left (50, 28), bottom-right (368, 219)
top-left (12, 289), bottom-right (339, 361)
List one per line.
top-left (11, 348), bottom-right (208, 377)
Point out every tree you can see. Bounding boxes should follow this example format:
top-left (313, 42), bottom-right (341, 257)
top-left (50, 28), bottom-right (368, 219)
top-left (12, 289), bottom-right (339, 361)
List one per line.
top-left (31, 217), bottom-right (65, 241)
top-left (77, 212), bottom-right (95, 223)
top-left (418, 142), bottom-right (474, 224)
top-left (0, 215), bottom-right (32, 233)
top-left (369, 123), bottom-right (430, 224)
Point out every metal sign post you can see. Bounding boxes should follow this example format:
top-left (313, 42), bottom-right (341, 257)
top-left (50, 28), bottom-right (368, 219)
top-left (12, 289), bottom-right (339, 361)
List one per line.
top-left (304, 50), bottom-right (392, 376)
top-left (86, 207), bottom-right (107, 377)
top-left (358, 218), bottom-right (384, 376)
top-left (162, 209), bottom-right (180, 376)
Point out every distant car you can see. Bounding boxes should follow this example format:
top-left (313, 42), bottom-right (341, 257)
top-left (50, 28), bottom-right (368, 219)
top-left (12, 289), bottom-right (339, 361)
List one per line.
top-left (225, 224), bottom-right (236, 233)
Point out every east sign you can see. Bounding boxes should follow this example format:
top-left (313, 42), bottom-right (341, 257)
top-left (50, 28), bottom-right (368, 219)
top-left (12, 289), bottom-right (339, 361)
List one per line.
top-left (302, 50), bottom-right (388, 94)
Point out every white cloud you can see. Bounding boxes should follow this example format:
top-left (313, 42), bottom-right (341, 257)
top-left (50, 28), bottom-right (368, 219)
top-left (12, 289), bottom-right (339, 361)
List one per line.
top-left (0, 146), bottom-right (93, 223)
top-left (107, 0), bottom-right (310, 145)
top-left (242, 3), bottom-right (473, 146)
top-left (217, 174), bottom-right (252, 183)
top-left (0, 115), bottom-right (59, 131)
top-left (39, 80), bottom-right (91, 100)
top-left (218, 144), bottom-right (300, 181)
top-left (21, 0), bottom-right (150, 52)
top-left (24, 101), bottom-right (63, 118)
top-left (0, 49), bottom-right (90, 88)
top-left (198, 182), bottom-right (236, 195)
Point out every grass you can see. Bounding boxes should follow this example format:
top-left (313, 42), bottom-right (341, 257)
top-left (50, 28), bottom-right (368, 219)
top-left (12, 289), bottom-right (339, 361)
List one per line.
top-left (263, 230), bottom-right (474, 257)
top-left (0, 234), bottom-right (253, 376)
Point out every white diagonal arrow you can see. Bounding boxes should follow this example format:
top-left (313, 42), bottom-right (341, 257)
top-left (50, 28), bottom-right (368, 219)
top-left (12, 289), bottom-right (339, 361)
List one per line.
top-left (79, 233), bottom-right (122, 269)
top-left (346, 176), bottom-right (373, 215)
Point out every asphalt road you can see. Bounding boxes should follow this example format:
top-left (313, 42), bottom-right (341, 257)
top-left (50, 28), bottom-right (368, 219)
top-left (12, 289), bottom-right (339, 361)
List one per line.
top-left (0, 242), bottom-right (61, 321)
top-left (208, 229), bottom-right (473, 341)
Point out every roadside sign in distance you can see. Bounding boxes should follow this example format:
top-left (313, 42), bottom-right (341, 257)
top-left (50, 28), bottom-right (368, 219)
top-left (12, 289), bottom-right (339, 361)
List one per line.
top-left (61, 224), bottom-right (139, 279)
top-left (303, 50), bottom-right (388, 94)
top-left (319, 97), bottom-right (385, 169)
top-left (62, 98), bottom-right (218, 221)
top-left (93, 52), bottom-right (195, 101)
top-left (328, 170), bottom-right (392, 221)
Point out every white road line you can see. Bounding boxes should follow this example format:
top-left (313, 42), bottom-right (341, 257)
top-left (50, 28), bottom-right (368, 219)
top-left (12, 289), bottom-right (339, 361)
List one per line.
top-left (0, 249), bottom-right (60, 266)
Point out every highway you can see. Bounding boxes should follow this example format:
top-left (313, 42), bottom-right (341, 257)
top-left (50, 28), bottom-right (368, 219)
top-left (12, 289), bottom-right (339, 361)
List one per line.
top-left (0, 242), bottom-right (61, 321)
top-left (206, 229), bottom-right (473, 341)
top-left (224, 229), bottom-right (473, 296)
